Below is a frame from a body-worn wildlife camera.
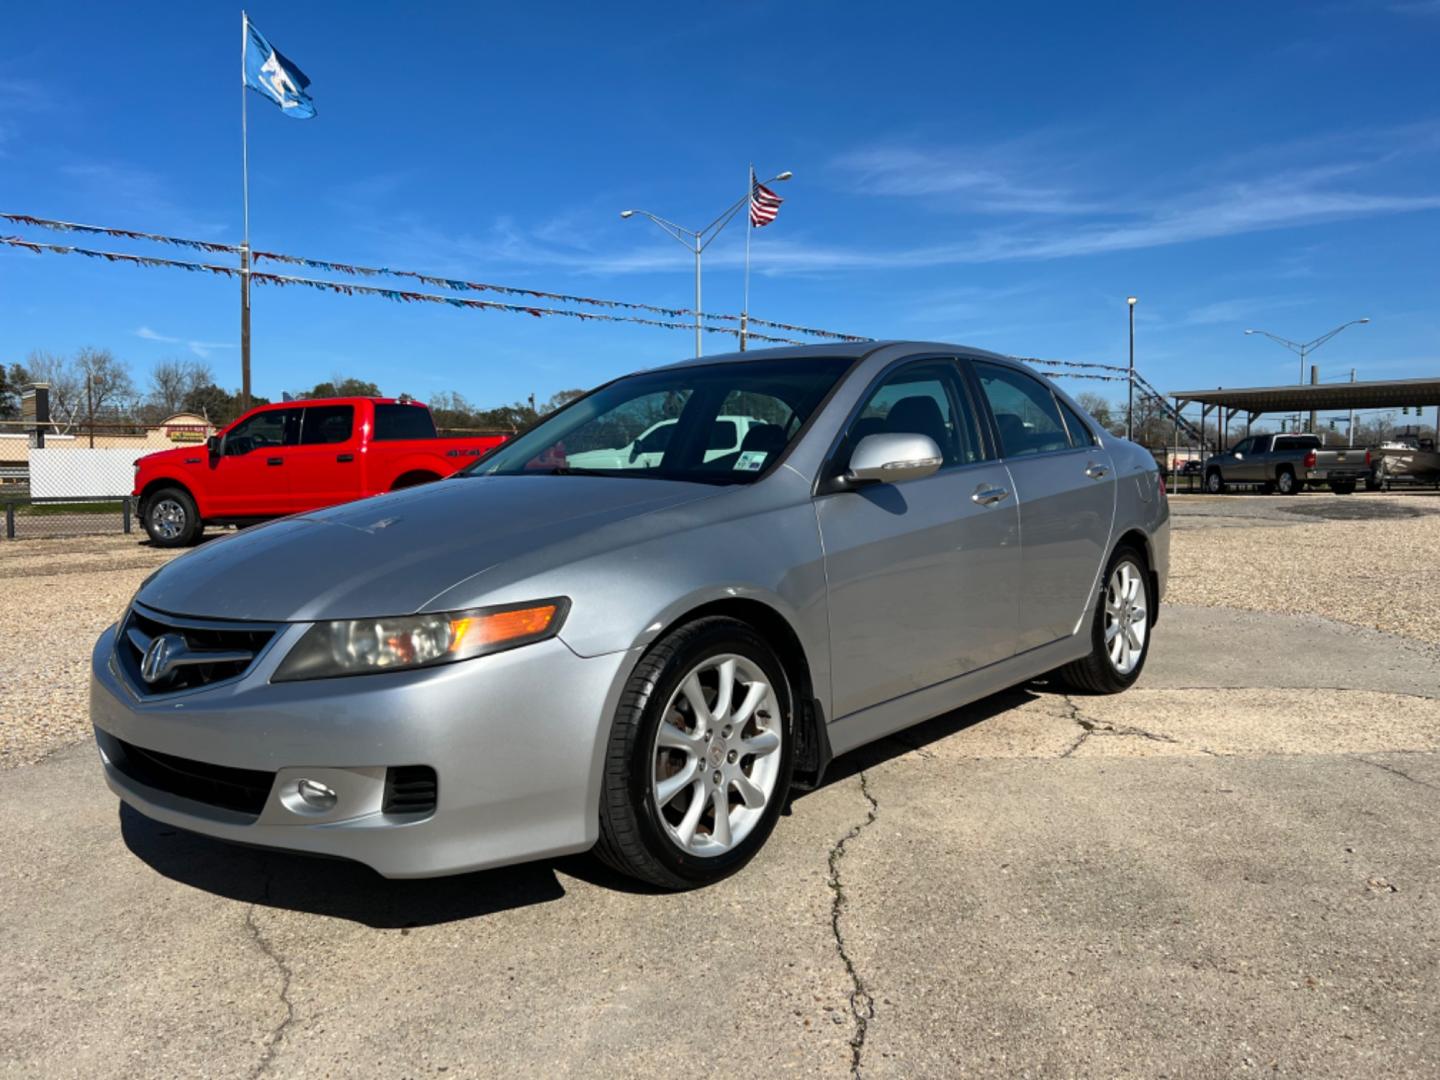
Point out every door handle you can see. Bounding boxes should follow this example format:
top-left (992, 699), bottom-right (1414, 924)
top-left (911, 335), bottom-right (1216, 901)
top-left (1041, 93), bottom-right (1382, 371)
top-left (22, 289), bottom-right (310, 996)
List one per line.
top-left (336, 453), bottom-right (354, 463)
top-left (266, 457), bottom-right (283, 466)
top-left (971, 485), bottom-right (1010, 506)
top-left (1084, 463), bottom-right (1109, 479)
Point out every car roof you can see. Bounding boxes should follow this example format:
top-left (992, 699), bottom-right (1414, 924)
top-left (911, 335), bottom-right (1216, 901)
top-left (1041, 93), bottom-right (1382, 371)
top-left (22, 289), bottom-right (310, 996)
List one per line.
top-left (650, 340), bottom-right (1016, 371)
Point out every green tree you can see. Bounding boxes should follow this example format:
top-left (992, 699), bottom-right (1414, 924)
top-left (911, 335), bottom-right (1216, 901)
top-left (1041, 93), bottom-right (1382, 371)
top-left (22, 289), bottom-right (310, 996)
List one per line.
top-left (299, 377), bottom-right (383, 400)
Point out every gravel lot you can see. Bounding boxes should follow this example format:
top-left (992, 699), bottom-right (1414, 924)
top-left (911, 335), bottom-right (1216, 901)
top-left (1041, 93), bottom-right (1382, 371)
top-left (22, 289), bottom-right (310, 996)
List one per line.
top-left (1167, 491), bottom-right (1440, 648)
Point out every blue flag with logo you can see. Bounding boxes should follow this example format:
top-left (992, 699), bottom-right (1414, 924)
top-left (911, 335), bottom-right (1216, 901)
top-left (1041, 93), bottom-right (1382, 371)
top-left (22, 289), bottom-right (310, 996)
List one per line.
top-left (243, 17), bottom-right (316, 119)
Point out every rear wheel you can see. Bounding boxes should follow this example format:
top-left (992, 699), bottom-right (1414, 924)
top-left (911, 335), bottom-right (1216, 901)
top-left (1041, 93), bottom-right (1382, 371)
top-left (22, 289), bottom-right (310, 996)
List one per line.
top-left (595, 617), bottom-right (794, 889)
top-left (1275, 467), bottom-right (1298, 495)
top-left (1056, 545), bottom-right (1153, 694)
top-left (141, 487), bottom-right (201, 547)
top-left (1205, 469), bottom-right (1226, 494)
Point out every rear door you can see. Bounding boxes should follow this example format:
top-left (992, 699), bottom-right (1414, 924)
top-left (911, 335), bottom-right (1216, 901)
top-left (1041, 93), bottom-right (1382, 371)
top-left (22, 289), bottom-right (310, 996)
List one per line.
top-left (288, 403), bottom-right (362, 512)
top-left (970, 360), bottom-right (1116, 653)
top-left (817, 357), bottom-right (1021, 720)
top-left (209, 405), bottom-right (300, 517)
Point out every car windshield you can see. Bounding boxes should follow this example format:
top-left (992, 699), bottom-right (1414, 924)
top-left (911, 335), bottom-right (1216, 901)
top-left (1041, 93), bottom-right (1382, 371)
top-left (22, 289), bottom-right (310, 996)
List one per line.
top-left (464, 356), bottom-right (854, 484)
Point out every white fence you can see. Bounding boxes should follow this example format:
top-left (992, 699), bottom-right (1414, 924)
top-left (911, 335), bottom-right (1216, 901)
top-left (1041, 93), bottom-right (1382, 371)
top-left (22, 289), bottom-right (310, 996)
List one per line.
top-left (28, 448), bottom-right (138, 499)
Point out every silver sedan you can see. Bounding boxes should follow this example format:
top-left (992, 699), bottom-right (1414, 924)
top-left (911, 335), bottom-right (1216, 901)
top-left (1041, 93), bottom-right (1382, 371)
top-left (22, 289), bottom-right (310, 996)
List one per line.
top-left (91, 343), bottom-right (1169, 888)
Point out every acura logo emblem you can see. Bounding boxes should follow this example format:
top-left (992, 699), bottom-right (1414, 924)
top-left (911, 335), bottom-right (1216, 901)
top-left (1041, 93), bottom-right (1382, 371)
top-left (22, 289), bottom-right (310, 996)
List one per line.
top-left (141, 633), bottom-right (186, 684)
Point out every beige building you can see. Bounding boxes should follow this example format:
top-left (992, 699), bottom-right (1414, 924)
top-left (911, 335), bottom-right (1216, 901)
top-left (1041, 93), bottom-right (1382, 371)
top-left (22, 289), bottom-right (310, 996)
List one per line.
top-left (0, 413), bottom-right (214, 478)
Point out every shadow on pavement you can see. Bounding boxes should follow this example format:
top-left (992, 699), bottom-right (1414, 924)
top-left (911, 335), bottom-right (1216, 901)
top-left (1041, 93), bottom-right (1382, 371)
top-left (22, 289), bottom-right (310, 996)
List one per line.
top-left (120, 803), bottom-right (573, 928)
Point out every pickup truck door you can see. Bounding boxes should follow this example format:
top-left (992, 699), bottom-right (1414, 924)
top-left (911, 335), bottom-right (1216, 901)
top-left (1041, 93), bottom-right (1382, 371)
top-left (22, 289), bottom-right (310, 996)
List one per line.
top-left (288, 404), bottom-right (364, 512)
top-left (1228, 437), bottom-right (1257, 481)
top-left (972, 361), bottom-right (1116, 653)
top-left (818, 357), bottom-right (1020, 720)
top-left (208, 406), bottom-right (299, 517)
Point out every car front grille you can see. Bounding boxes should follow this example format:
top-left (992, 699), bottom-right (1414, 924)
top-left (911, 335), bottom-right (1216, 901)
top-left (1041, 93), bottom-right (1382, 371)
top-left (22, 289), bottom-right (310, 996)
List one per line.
top-left (97, 729), bottom-right (276, 818)
top-left (117, 603), bottom-right (278, 696)
top-left (383, 766), bottom-right (438, 816)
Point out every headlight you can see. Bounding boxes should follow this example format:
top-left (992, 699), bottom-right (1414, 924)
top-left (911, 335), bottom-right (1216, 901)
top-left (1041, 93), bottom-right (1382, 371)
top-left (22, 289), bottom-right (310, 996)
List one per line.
top-left (271, 598), bottom-right (570, 682)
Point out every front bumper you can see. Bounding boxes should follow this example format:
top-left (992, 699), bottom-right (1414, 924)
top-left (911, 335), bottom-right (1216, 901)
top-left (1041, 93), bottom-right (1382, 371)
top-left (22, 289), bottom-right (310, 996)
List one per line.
top-left (90, 624), bottom-right (636, 878)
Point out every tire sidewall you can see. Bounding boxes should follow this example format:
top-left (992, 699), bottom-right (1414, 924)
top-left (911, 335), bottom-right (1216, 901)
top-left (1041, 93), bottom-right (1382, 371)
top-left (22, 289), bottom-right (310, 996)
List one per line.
top-left (1277, 469), bottom-right (1296, 495)
top-left (1206, 470), bottom-right (1223, 494)
top-left (624, 622), bottom-right (795, 886)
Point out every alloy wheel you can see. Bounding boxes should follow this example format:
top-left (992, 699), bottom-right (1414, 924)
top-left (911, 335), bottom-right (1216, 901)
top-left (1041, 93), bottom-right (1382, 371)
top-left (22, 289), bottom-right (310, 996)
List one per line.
top-left (650, 653), bottom-right (783, 857)
top-left (1104, 560), bottom-right (1149, 675)
top-left (151, 499), bottom-right (187, 541)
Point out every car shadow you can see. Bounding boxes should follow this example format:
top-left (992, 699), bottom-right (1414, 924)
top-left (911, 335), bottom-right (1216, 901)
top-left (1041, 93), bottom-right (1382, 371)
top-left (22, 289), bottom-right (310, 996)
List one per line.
top-left (121, 682), bottom-right (1049, 925)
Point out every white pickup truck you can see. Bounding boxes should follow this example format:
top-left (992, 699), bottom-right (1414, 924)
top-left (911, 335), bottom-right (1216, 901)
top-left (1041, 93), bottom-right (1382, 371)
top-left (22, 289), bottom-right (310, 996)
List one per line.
top-left (564, 415), bottom-right (763, 470)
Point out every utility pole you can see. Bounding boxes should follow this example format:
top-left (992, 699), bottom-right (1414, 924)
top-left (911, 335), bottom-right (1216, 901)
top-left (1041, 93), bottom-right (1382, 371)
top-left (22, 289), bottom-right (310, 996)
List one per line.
top-left (1348, 368), bottom-right (1356, 447)
top-left (1309, 365), bottom-right (1319, 434)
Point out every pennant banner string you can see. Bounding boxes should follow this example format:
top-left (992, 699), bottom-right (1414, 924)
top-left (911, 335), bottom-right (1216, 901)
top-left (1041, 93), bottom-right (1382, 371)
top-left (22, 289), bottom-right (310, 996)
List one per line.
top-left (0, 236), bottom-right (807, 344)
top-left (2, 211), bottom-right (869, 342)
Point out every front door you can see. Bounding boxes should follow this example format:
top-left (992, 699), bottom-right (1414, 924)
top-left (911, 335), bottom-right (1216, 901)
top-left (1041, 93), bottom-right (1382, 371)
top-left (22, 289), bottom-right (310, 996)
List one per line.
top-left (817, 358), bottom-right (1021, 720)
top-left (972, 361), bottom-right (1116, 653)
top-left (208, 406), bottom-right (300, 517)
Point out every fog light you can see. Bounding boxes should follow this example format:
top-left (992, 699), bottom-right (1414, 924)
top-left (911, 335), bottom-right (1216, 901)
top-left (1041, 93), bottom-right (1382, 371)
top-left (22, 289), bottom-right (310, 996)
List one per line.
top-left (296, 778), bottom-right (338, 811)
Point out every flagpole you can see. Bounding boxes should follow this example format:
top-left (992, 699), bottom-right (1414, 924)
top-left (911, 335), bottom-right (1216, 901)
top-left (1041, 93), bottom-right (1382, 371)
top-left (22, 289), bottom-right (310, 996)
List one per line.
top-left (239, 10), bottom-right (252, 410)
top-left (740, 164), bottom-right (753, 352)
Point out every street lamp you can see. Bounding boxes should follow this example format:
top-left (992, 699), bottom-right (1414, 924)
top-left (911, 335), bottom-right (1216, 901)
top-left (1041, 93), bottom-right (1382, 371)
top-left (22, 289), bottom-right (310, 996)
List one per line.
top-left (1244, 318), bottom-right (1369, 433)
top-left (1126, 296), bottom-right (1138, 441)
top-left (620, 170), bottom-right (792, 357)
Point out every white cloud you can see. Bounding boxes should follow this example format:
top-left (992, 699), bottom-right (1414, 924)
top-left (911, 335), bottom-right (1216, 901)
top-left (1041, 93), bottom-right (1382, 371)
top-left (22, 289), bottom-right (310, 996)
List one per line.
top-left (135, 326), bottom-right (235, 359)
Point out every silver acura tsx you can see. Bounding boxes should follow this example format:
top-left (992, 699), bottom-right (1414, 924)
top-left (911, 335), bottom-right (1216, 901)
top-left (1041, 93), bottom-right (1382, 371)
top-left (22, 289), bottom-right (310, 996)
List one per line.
top-left (92, 343), bottom-right (1169, 889)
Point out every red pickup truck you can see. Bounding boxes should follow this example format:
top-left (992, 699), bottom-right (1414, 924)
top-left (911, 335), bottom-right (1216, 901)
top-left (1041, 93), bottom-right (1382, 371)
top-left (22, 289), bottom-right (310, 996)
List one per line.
top-left (134, 397), bottom-right (508, 547)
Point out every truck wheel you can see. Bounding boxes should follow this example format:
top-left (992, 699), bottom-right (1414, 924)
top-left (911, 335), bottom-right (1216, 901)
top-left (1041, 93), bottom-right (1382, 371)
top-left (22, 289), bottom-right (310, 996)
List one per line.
top-left (1365, 469), bottom-right (1383, 492)
top-left (1205, 469), bottom-right (1225, 494)
top-left (1056, 544), bottom-right (1152, 694)
top-left (595, 616), bottom-right (795, 890)
top-left (1275, 467), bottom-right (1298, 495)
top-left (1330, 481), bottom-right (1356, 495)
top-left (142, 487), bottom-right (201, 547)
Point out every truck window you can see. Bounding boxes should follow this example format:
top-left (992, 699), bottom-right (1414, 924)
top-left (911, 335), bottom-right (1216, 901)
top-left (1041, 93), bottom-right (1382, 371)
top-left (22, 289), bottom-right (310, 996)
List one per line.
top-left (299, 405), bottom-right (354, 445)
top-left (1231, 438), bottom-right (1252, 454)
top-left (374, 404), bottom-right (438, 441)
top-left (1275, 435), bottom-right (1321, 451)
top-left (225, 407), bottom-right (300, 455)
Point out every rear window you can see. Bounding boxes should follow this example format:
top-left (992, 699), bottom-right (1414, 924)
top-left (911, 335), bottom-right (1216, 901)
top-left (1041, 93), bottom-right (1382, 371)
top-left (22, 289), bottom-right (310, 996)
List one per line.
top-left (374, 404), bottom-right (437, 441)
top-left (1275, 435), bottom-right (1321, 450)
top-left (299, 405), bottom-right (354, 445)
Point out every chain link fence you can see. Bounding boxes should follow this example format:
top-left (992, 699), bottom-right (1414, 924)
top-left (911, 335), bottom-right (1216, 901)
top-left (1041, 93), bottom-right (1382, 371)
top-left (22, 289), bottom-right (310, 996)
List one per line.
top-left (1, 418), bottom-right (211, 541)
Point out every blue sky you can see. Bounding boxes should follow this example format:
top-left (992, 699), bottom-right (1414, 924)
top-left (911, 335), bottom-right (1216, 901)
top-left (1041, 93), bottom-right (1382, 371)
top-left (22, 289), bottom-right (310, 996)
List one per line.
top-left (2, 1), bottom-right (1437, 411)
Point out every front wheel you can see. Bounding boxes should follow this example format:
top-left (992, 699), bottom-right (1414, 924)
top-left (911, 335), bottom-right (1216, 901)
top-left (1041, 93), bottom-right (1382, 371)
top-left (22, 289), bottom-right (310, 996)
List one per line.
top-left (595, 617), bottom-right (794, 889)
top-left (141, 487), bottom-right (201, 547)
top-left (1056, 546), bottom-right (1153, 694)
top-left (1205, 469), bottom-right (1226, 494)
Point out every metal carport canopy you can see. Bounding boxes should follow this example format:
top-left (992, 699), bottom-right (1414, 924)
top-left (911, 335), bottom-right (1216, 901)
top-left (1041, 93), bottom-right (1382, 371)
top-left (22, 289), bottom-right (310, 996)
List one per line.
top-left (1170, 377), bottom-right (1440, 416)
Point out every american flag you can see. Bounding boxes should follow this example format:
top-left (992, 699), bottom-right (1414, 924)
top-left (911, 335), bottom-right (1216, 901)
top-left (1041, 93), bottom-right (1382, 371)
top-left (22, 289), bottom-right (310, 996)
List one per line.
top-left (750, 182), bottom-right (783, 228)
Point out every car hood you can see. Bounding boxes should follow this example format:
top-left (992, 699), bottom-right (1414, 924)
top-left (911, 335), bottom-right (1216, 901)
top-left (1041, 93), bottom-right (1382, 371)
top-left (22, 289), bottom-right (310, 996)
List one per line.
top-left (137, 476), bottom-right (722, 622)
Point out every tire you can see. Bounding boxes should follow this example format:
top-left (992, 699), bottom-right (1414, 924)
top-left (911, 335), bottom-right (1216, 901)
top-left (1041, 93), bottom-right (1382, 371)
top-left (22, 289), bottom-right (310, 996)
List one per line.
top-left (1205, 469), bottom-right (1226, 495)
top-left (1330, 481), bottom-right (1356, 495)
top-left (1056, 544), bottom-right (1153, 694)
top-left (595, 616), bottom-right (795, 890)
top-left (1365, 469), bottom-right (1383, 493)
top-left (141, 487), bottom-right (202, 547)
top-left (1275, 467), bottom-right (1298, 496)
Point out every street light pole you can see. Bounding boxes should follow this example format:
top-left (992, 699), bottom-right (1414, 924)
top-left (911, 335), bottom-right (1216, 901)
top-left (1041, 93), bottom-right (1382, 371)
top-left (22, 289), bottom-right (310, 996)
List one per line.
top-left (621, 170), bottom-right (792, 358)
top-left (1243, 318), bottom-right (1370, 433)
top-left (1126, 296), bottom-right (1138, 441)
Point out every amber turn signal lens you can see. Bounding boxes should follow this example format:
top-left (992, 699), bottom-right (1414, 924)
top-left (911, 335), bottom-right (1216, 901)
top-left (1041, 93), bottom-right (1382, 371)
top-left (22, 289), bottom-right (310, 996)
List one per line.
top-left (450, 604), bottom-right (559, 652)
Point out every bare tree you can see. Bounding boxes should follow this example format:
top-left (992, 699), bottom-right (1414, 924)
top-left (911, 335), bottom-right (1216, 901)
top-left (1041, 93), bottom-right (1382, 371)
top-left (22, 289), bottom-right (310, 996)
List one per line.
top-left (148, 358), bottom-right (213, 418)
top-left (1075, 391), bottom-right (1118, 433)
top-left (74, 347), bottom-right (137, 423)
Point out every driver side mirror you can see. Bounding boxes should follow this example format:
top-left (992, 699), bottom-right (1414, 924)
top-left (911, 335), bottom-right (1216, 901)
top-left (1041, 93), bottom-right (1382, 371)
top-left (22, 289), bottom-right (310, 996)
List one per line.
top-left (845, 433), bottom-right (943, 486)
top-left (205, 435), bottom-right (220, 457)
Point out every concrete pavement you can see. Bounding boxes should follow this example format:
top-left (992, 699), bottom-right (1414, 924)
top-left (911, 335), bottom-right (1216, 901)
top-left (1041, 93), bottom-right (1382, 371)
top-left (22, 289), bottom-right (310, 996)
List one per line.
top-left (3, 600), bottom-right (1438, 1078)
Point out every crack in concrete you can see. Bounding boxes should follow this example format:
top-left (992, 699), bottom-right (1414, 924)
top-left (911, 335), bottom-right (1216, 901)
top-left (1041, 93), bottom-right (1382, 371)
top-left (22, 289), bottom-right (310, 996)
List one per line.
top-left (1060, 694), bottom-right (1218, 757)
top-left (827, 770), bottom-right (879, 1078)
top-left (1358, 756), bottom-right (1440, 791)
top-left (244, 876), bottom-right (296, 1079)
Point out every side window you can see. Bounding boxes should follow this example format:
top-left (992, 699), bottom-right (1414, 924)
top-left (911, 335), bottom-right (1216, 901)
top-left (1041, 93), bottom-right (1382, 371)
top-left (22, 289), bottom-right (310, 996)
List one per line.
top-left (373, 404), bottom-right (437, 441)
top-left (225, 408), bottom-right (299, 455)
top-left (299, 405), bottom-right (354, 445)
top-left (974, 363), bottom-right (1071, 458)
top-left (1058, 400), bottom-right (1097, 448)
top-left (1231, 438), bottom-right (1252, 455)
top-left (843, 360), bottom-right (981, 469)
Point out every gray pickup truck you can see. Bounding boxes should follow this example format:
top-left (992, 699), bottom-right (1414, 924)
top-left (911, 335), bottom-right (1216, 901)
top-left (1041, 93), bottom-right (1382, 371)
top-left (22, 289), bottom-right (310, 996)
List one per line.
top-left (1204, 433), bottom-right (1370, 495)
